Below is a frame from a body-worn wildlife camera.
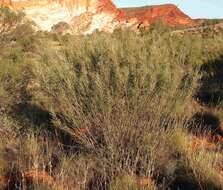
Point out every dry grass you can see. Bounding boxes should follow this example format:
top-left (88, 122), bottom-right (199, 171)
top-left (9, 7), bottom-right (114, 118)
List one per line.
top-left (0, 8), bottom-right (223, 190)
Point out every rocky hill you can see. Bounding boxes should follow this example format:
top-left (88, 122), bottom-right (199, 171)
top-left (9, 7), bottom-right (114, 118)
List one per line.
top-left (0, 0), bottom-right (196, 34)
top-left (120, 4), bottom-right (196, 27)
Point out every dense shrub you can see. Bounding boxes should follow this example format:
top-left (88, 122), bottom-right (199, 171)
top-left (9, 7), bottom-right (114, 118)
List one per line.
top-left (0, 9), bottom-right (223, 189)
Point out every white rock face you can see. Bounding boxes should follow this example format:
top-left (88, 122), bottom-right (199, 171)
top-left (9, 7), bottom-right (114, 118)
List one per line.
top-left (5, 0), bottom-right (103, 31)
top-left (23, 3), bottom-right (72, 31)
top-left (84, 12), bottom-right (115, 34)
top-left (21, 1), bottom-right (96, 31)
top-left (1, 0), bottom-right (122, 33)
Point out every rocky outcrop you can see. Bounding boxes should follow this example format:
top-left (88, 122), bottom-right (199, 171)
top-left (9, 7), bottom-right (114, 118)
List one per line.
top-left (0, 0), bottom-right (196, 33)
top-left (120, 4), bottom-right (196, 27)
top-left (0, 0), bottom-right (121, 31)
top-left (0, 0), bottom-right (11, 6)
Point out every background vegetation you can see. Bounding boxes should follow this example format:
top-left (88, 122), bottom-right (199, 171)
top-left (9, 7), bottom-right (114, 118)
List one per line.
top-left (0, 7), bottom-right (223, 190)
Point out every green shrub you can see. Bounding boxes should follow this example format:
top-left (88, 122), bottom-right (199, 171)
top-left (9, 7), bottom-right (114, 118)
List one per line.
top-left (30, 30), bottom-right (202, 135)
top-left (0, 21), bottom-right (223, 189)
top-left (0, 7), bottom-right (24, 25)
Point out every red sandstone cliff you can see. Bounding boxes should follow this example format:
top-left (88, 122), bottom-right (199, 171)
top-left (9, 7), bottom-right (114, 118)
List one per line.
top-left (0, 0), bottom-right (196, 33)
top-left (120, 4), bottom-right (195, 27)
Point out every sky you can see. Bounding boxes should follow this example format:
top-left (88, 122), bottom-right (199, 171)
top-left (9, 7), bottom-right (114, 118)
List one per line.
top-left (113, 0), bottom-right (223, 19)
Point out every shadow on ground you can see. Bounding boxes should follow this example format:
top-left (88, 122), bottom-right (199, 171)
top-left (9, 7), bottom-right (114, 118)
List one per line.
top-left (12, 102), bottom-right (89, 153)
top-left (190, 112), bottom-right (221, 134)
top-left (14, 103), bottom-right (52, 127)
top-left (196, 55), bottom-right (223, 107)
top-left (170, 177), bottom-right (221, 190)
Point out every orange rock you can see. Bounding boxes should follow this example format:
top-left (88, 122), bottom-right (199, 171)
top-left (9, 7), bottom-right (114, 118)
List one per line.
top-left (96, 0), bottom-right (118, 13)
top-left (0, 0), bottom-right (11, 6)
top-left (120, 4), bottom-right (196, 27)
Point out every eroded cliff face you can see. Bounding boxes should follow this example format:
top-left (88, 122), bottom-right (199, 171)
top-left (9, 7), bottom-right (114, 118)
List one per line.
top-left (121, 4), bottom-right (195, 27)
top-left (0, 0), bottom-right (118, 31)
top-left (0, 0), bottom-right (196, 33)
top-left (67, 3), bottom-right (196, 34)
top-left (0, 0), bottom-right (116, 12)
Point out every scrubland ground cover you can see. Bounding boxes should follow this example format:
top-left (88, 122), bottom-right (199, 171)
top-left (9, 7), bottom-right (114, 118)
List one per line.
top-left (0, 7), bottom-right (223, 190)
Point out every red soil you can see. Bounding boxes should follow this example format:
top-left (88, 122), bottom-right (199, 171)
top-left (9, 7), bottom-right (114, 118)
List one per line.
top-left (24, 170), bottom-right (54, 185)
top-left (0, 170), bottom-right (54, 189)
